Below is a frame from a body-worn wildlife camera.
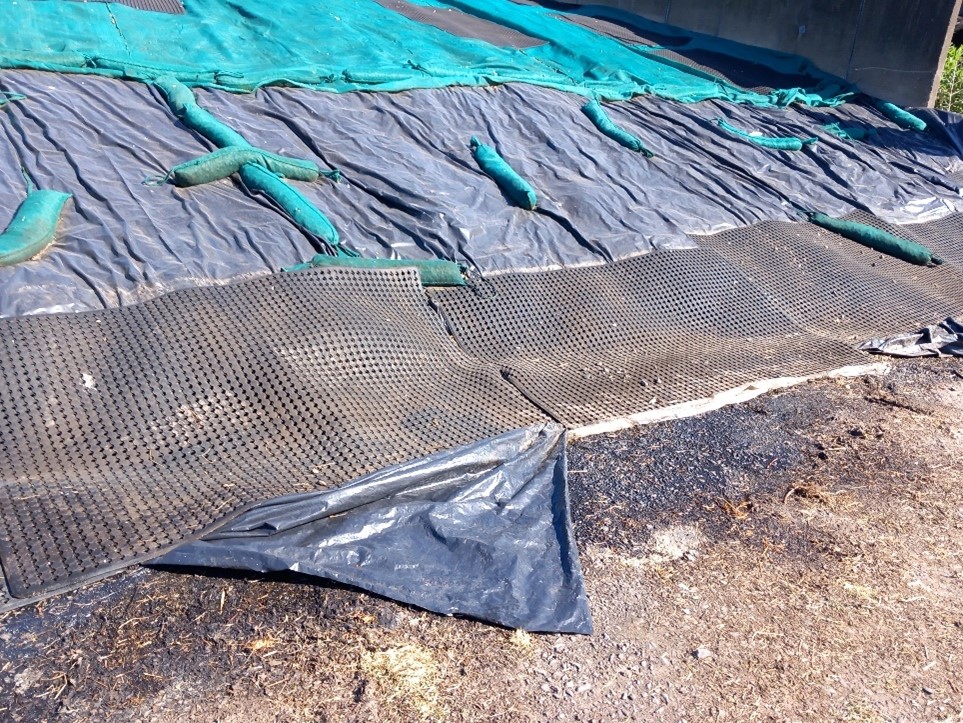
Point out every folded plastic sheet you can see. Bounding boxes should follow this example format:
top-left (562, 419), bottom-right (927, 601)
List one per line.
top-left (154, 423), bottom-right (593, 634)
top-left (859, 317), bottom-right (963, 357)
top-left (1, 72), bottom-right (962, 318)
top-left (917, 108), bottom-right (963, 174)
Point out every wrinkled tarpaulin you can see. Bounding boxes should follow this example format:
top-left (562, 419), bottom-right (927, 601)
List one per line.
top-left (1, 73), bottom-right (961, 317)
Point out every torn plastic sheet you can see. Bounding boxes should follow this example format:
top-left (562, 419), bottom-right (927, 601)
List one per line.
top-left (1, 72), bottom-right (963, 317)
top-left (153, 423), bottom-right (593, 634)
top-left (859, 317), bottom-right (963, 358)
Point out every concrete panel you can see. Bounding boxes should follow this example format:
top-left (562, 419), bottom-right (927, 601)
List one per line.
top-left (573, 0), bottom-right (960, 107)
top-left (847, 0), bottom-right (961, 106)
top-left (716, 0), bottom-right (861, 78)
top-left (665, 0), bottom-right (725, 35)
top-left (610, 0), bottom-right (668, 22)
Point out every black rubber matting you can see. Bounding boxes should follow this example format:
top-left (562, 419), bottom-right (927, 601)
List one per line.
top-left (430, 214), bottom-right (963, 428)
top-left (0, 267), bottom-right (546, 605)
top-left (698, 215), bottom-right (963, 342)
top-left (430, 248), bottom-right (868, 429)
top-left (4, 215), bottom-right (962, 607)
top-left (374, 0), bottom-right (545, 48)
top-left (62, 0), bottom-right (185, 14)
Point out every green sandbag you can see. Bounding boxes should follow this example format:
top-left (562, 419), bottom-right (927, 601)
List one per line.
top-left (287, 254), bottom-right (466, 287)
top-left (469, 136), bottom-right (537, 210)
top-left (154, 75), bottom-right (250, 149)
top-left (808, 212), bottom-right (942, 266)
top-left (0, 189), bottom-right (71, 266)
top-left (153, 76), bottom-right (343, 249)
top-left (240, 163), bottom-right (340, 246)
top-left (716, 118), bottom-right (817, 151)
top-left (822, 122), bottom-right (876, 142)
top-left (0, 91), bottom-right (25, 107)
top-left (169, 147), bottom-right (324, 187)
top-left (581, 100), bottom-right (653, 157)
top-left (875, 100), bottom-right (926, 132)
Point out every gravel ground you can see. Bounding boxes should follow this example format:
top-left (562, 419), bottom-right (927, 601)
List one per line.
top-left (2, 357), bottom-right (963, 722)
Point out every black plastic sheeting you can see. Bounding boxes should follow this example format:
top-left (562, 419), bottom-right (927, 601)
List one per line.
top-left (154, 423), bottom-right (593, 634)
top-left (859, 317), bottom-right (963, 357)
top-left (2, 70), bottom-right (963, 317)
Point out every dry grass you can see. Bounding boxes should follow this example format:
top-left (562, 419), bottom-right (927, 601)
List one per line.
top-left (509, 629), bottom-right (534, 651)
top-left (784, 480), bottom-right (833, 505)
top-left (716, 496), bottom-right (753, 520)
top-left (360, 643), bottom-right (444, 721)
top-left (842, 699), bottom-right (885, 723)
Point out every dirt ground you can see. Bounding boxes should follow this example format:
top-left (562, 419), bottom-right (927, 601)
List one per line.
top-left (2, 357), bottom-right (962, 723)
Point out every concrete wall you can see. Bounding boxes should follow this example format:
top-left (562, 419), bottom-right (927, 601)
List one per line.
top-left (571, 0), bottom-right (963, 106)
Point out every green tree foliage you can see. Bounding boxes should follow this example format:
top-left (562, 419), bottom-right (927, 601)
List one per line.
top-left (937, 44), bottom-right (963, 113)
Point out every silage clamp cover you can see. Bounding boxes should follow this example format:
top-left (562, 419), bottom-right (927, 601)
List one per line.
top-left (0, 0), bottom-right (853, 106)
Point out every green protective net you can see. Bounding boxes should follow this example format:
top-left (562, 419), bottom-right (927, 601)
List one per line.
top-left (822, 123), bottom-right (877, 142)
top-left (0, 91), bottom-right (25, 107)
top-left (0, 0), bottom-right (852, 107)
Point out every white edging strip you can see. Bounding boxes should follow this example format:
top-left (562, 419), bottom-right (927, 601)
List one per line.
top-left (569, 362), bottom-right (891, 440)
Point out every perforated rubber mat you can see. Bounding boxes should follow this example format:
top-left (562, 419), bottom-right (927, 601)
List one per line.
top-left (63, 0), bottom-right (185, 13)
top-left (4, 216), bottom-right (962, 608)
top-left (430, 248), bottom-right (868, 429)
top-left (430, 214), bottom-right (963, 429)
top-left (697, 217), bottom-right (963, 341)
top-left (374, 0), bottom-right (544, 48)
top-left (0, 267), bottom-right (546, 605)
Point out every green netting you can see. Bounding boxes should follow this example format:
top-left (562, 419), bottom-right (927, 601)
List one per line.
top-left (0, 0), bottom-right (851, 107)
top-left (822, 123), bottom-right (877, 142)
top-left (0, 91), bottom-right (25, 107)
